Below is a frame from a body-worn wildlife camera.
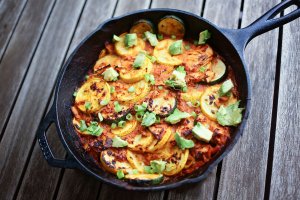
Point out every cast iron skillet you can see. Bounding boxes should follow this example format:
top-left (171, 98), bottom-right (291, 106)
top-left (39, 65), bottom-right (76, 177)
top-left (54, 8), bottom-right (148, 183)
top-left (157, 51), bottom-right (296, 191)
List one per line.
top-left (37, 0), bottom-right (300, 191)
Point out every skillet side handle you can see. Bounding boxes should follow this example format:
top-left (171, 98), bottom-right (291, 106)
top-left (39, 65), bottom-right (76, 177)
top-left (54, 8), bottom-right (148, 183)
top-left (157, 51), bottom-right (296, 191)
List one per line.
top-left (37, 104), bottom-right (80, 169)
top-left (221, 0), bottom-right (300, 53)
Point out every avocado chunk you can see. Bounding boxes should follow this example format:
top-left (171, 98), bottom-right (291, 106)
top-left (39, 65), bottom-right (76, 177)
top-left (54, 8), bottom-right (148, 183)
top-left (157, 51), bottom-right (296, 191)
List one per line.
top-left (198, 30), bottom-right (211, 45)
top-left (165, 66), bottom-right (187, 92)
top-left (133, 53), bottom-right (146, 69)
top-left (175, 132), bottom-right (194, 150)
top-left (216, 101), bottom-right (243, 126)
top-left (141, 111), bottom-right (156, 127)
top-left (169, 40), bottom-right (183, 55)
top-left (101, 67), bottom-right (119, 81)
top-left (219, 79), bottom-right (234, 96)
top-left (192, 122), bottom-right (213, 142)
top-left (124, 33), bottom-right (137, 47)
top-left (165, 108), bottom-right (190, 124)
top-left (112, 136), bottom-right (128, 147)
top-left (145, 31), bottom-right (158, 46)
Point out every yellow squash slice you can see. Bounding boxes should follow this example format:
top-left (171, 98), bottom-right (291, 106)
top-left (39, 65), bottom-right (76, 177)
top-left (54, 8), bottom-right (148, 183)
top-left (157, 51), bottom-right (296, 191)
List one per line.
top-left (119, 57), bottom-right (153, 83)
top-left (180, 86), bottom-right (204, 103)
top-left (100, 150), bottom-right (132, 174)
top-left (75, 77), bottom-right (110, 113)
top-left (163, 149), bottom-right (189, 176)
top-left (112, 80), bottom-right (150, 103)
top-left (127, 130), bottom-right (154, 152)
top-left (145, 128), bottom-right (172, 152)
top-left (126, 150), bottom-right (146, 173)
top-left (112, 119), bottom-right (138, 137)
top-left (153, 39), bottom-right (183, 66)
top-left (200, 85), bottom-right (237, 121)
top-left (93, 54), bottom-right (120, 72)
top-left (115, 33), bottom-right (146, 57)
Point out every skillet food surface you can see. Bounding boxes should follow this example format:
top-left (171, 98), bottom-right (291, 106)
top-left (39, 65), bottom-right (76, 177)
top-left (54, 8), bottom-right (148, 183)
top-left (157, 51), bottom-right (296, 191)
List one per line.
top-left (71, 16), bottom-right (243, 186)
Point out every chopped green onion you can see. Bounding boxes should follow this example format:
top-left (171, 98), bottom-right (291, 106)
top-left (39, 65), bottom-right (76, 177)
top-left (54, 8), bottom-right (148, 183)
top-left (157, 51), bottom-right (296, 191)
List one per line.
top-left (199, 65), bottom-right (207, 72)
top-left (128, 86), bottom-right (135, 93)
top-left (126, 113), bottom-right (133, 120)
top-left (98, 113), bottom-right (103, 122)
top-left (79, 120), bottom-right (87, 131)
top-left (113, 34), bottom-right (121, 42)
top-left (116, 170), bottom-right (124, 179)
top-left (134, 102), bottom-right (147, 112)
top-left (85, 102), bottom-right (92, 110)
top-left (157, 34), bottom-right (163, 40)
top-left (191, 111), bottom-right (197, 118)
top-left (110, 86), bottom-right (115, 93)
top-left (118, 120), bottom-right (126, 127)
top-left (135, 112), bottom-right (144, 121)
top-left (193, 101), bottom-right (201, 107)
top-left (158, 86), bottom-right (163, 90)
top-left (73, 91), bottom-right (77, 97)
top-left (85, 75), bottom-right (89, 80)
top-left (111, 123), bottom-right (117, 129)
top-left (114, 101), bottom-right (122, 113)
top-left (100, 99), bottom-right (110, 106)
top-left (144, 74), bottom-right (155, 85)
top-left (171, 35), bottom-right (176, 39)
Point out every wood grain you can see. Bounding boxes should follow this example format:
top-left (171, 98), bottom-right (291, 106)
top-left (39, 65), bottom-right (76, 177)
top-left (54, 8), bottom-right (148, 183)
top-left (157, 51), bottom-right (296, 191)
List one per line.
top-left (0, 0), bottom-right (27, 60)
top-left (166, 1), bottom-right (242, 199)
top-left (55, 1), bottom-right (118, 199)
top-left (269, 8), bottom-right (300, 200)
top-left (217, 0), bottom-right (280, 199)
top-left (115, 0), bottom-right (151, 16)
top-left (0, 0), bottom-right (86, 199)
top-left (0, 0), bottom-right (55, 138)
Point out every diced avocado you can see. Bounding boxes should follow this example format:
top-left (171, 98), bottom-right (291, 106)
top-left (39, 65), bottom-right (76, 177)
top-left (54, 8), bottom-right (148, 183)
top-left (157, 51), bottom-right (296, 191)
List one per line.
top-left (219, 79), bottom-right (234, 96)
top-left (216, 101), bottom-right (243, 126)
top-left (198, 30), bottom-right (211, 45)
top-left (169, 40), bottom-right (183, 55)
top-left (141, 111), bottom-right (156, 127)
top-left (113, 34), bottom-right (121, 42)
top-left (165, 108), bottom-right (190, 124)
top-left (175, 132), bottom-right (194, 150)
top-left (145, 31), bottom-right (158, 46)
top-left (150, 160), bottom-right (166, 173)
top-left (192, 122), bottom-right (213, 142)
top-left (133, 53), bottom-right (146, 69)
top-left (101, 67), bottom-right (119, 81)
top-left (112, 136), bottom-right (128, 147)
top-left (124, 33), bottom-right (137, 47)
top-left (116, 170), bottom-right (125, 179)
top-left (165, 66), bottom-right (187, 91)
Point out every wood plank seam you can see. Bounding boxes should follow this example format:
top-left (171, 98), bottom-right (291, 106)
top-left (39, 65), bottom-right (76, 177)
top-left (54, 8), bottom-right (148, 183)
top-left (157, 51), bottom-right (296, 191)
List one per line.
top-left (263, 25), bottom-right (283, 200)
top-left (14, 0), bottom-right (89, 197)
top-left (0, 0), bottom-right (29, 63)
top-left (0, 0), bottom-right (58, 143)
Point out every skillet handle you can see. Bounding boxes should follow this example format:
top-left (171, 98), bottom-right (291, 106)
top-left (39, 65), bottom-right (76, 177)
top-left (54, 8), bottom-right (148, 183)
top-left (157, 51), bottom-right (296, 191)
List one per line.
top-left (221, 0), bottom-right (300, 52)
top-left (37, 104), bottom-right (80, 169)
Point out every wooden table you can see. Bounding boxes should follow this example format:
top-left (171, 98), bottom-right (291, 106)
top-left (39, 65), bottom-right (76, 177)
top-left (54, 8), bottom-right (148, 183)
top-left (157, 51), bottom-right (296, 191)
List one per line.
top-left (0, 0), bottom-right (299, 199)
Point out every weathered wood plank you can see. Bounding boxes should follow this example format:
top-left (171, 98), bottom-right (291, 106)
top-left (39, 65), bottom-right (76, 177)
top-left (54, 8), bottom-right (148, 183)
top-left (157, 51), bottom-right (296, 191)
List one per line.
top-left (217, 0), bottom-right (280, 199)
top-left (115, 0), bottom-right (151, 16)
top-left (0, 0), bottom-right (86, 199)
top-left (0, 0), bottom-right (55, 137)
top-left (151, 0), bottom-right (202, 14)
top-left (0, 0), bottom-right (27, 60)
top-left (167, 1), bottom-right (241, 199)
top-left (269, 9), bottom-right (300, 200)
top-left (55, 1), bottom-right (118, 199)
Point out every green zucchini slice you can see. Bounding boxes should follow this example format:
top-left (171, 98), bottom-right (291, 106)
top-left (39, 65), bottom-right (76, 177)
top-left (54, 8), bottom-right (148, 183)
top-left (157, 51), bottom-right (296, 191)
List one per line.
top-left (146, 90), bottom-right (177, 116)
top-left (158, 15), bottom-right (185, 38)
top-left (209, 58), bottom-right (227, 84)
top-left (125, 173), bottom-right (164, 185)
top-left (130, 19), bottom-right (155, 37)
top-left (100, 103), bottom-right (131, 124)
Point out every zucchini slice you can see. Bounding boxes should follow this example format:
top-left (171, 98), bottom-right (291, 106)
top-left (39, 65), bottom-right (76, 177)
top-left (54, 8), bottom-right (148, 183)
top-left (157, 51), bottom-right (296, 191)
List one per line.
top-left (75, 78), bottom-right (110, 113)
top-left (145, 128), bottom-right (172, 152)
top-left (100, 102), bottom-right (130, 123)
top-left (112, 80), bottom-right (150, 103)
top-left (208, 58), bottom-right (227, 84)
top-left (163, 149), bottom-right (189, 176)
top-left (100, 150), bottom-right (132, 174)
top-left (146, 89), bottom-right (177, 116)
top-left (115, 33), bottom-right (145, 57)
top-left (125, 174), bottom-right (164, 185)
top-left (158, 15), bottom-right (185, 38)
top-left (126, 150), bottom-right (146, 173)
top-left (200, 85), bottom-right (237, 121)
top-left (112, 119), bottom-right (138, 136)
top-left (93, 54), bottom-right (120, 72)
top-left (130, 19), bottom-right (155, 37)
top-left (153, 39), bottom-right (183, 66)
top-left (119, 57), bottom-right (153, 83)
top-left (127, 130), bottom-right (154, 152)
